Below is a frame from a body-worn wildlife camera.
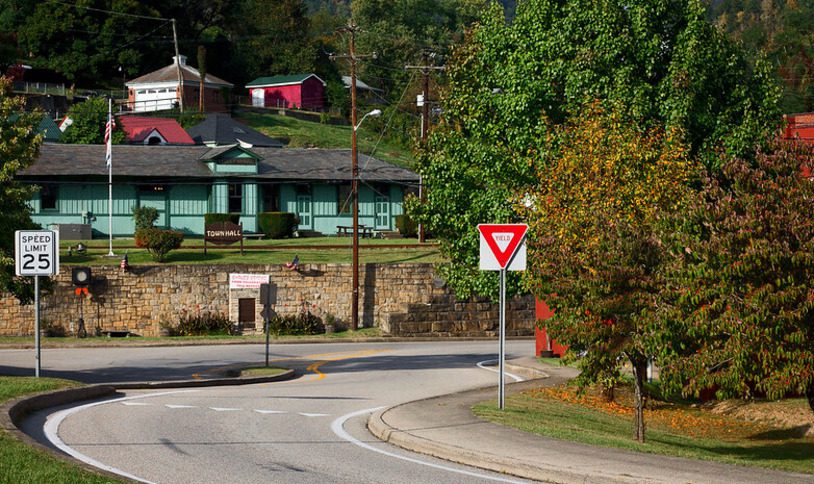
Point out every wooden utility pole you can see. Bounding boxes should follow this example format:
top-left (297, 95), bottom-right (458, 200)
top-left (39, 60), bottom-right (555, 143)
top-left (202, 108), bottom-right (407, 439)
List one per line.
top-left (406, 53), bottom-right (444, 243)
top-left (331, 19), bottom-right (376, 331)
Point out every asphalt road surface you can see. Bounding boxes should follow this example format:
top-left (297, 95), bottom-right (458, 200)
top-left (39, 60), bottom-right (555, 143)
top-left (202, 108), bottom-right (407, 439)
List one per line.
top-left (6, 341), bottom-right (537, 484)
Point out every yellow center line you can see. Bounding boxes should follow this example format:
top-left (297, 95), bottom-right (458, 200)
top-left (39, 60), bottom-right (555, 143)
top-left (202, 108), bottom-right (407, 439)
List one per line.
top-left (193, 351), bottom-right (388, 381)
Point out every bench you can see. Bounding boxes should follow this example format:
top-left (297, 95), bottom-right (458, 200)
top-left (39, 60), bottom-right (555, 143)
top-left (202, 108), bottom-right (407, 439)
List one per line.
top-left (242, 232), bottom-right (265, 240)
top-left (337, 225), bottom-right (374, 238)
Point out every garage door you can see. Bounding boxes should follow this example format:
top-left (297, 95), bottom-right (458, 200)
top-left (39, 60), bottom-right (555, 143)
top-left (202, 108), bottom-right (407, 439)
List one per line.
top-left (134, 87), bottom-right (177, 112)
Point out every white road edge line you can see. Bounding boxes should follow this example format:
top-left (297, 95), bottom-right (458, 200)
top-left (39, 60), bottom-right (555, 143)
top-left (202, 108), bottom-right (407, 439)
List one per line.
top-left (476, 359), bottom-right (525, 382)
top-left (44, 389), bottom-right (199, 484)
top-left (331, 407), bottom-right (527, 484)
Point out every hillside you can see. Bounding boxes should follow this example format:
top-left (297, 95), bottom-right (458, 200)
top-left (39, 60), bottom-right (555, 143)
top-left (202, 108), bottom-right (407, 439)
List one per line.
top-left (236, 111), bottom-right (416, 168)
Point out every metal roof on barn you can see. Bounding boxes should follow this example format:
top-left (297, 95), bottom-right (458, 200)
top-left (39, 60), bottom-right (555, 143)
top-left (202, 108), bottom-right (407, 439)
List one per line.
top-left (246, 74), bottom-right (326, 87)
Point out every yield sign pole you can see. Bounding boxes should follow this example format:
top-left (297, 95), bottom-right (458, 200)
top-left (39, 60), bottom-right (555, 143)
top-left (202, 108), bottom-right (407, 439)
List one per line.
top-left (477, 223), bottom-right (528, 410)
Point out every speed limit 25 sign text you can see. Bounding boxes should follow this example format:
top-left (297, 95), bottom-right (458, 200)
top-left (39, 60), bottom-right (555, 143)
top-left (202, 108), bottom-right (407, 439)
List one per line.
top-left (15, 230), bottom-right (60, 276)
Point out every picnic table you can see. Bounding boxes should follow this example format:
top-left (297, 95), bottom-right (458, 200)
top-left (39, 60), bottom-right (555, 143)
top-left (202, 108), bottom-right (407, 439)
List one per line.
top-left (337, 225), bottom-right (374, 238)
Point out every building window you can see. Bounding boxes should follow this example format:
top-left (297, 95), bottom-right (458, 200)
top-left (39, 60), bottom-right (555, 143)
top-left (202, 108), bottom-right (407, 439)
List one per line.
top-left (40, 184), bottom-right (58, 210)
top-left (337, 184), bottom-right (352, 215)
top-left (229, 183), bottom-right (243, 213)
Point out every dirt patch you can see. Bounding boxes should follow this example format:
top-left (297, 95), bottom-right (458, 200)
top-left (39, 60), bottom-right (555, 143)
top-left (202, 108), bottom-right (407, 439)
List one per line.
top-left (708, 399), bottom-right (814, 438)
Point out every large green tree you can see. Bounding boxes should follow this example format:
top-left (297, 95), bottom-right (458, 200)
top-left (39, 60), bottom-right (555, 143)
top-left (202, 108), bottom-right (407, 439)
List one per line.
top-left (409, 0), bottom-right (780, 299)
top-left (0, 76), bottom-right (43, 304)
top-left (61, 97), bottom-right (124, 145)
top-left (658, 138), bottom-right (814, 413)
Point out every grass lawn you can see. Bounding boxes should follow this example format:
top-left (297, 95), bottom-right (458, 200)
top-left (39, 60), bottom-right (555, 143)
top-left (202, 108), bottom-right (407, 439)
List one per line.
top-left (239, 366), bottom-right (288, 377)
top-left (0, 377), bottom-right (126, 483)
top-left (57, 237), bottom-right (443, 266)
top-left (235, 111), bottom-right (415, 168)
top-left (474, 381), bottom-right (814, 475)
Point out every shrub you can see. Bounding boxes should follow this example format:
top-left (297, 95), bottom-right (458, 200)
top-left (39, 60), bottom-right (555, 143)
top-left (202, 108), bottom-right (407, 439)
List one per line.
top-left (175, 311), bottom-right (235, 336)
top-left (204, 213), bottom-right (240, 225)
top-left (258, 212), bottom-right (297, 239)
top-left (267, 311), bottom-right (324, 336)
top-left (136, 227), bottom-right (184, 262)
top-left (132, 206), bottom-right (159, 247)
top-left (395, 214), bottom-right (417, 237)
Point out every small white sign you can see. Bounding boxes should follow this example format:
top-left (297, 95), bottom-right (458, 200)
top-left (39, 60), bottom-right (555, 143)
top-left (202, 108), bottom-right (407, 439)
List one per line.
top-left (229, 273), bottom-right (269, 289)
top-left (15, 230), bottom-right (59, 276)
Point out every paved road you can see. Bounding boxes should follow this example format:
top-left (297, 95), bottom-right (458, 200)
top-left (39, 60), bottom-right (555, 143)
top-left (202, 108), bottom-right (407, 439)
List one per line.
top-left (9, 341), bottom-right (537, 483)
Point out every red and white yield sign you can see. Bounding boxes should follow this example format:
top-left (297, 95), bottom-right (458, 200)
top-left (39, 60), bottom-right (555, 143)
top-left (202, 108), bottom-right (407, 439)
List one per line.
top-left (478, 224), bottom-right (528, 271)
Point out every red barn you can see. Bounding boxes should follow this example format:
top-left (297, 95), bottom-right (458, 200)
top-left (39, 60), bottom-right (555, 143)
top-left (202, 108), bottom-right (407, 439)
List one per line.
top-left (784, 113), bottom-right (814, 143)
top-left (246, 74), bottom-right (326, 111)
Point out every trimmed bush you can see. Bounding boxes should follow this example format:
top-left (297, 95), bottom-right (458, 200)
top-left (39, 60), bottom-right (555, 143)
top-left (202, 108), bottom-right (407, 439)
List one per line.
top-left (267, 311), bottom-right (324, 336)
top-left (205, 213), bottom-right (240, 225)
top-left (136, 227), bottom-right (184, 262)
top-left (175, 312), bottom-right (235, 336)
top-left (133, 206), bottom-right (159, 247)
top-left (395, 214), bottom-right (417, 237)
top-left (258, 212), bottom-right (297, 239)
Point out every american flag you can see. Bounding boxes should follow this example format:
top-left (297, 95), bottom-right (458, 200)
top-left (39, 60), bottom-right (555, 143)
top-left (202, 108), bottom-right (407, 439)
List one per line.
top-left (104, 110), bottom-right (115, 168)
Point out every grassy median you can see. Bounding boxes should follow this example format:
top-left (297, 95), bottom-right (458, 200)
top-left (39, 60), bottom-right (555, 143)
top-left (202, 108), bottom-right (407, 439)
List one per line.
top-left (474, 380), bottom-right (814, 475)
top-left (0, 377), bottom-right (125, 483)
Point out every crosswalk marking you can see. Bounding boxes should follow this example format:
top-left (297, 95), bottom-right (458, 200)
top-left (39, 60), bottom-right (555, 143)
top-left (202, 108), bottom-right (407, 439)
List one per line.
top-left (165, 404), bottom-right (197, 409)
top-left (209, 407), bottom-right (242, 412)
top-left (254, 410), bottom-right (287, 414)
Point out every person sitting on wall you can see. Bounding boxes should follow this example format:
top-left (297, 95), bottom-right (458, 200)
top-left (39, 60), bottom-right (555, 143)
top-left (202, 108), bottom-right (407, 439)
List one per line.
top-left (285, 255), bottom-right (299, 271)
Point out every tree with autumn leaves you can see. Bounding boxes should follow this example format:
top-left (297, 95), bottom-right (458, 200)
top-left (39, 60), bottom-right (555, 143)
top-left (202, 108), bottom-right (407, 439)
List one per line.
top-left (656, 139), bottom-right (814, 415)
top-left (520, 103), bottom-right (699, 442)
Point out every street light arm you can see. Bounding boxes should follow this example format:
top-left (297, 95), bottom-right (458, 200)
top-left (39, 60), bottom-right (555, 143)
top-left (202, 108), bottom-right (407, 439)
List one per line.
top-left (354, 109), bottom-right (382, 131)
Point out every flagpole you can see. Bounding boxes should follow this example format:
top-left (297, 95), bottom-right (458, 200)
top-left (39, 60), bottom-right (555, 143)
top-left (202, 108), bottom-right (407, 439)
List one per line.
top-left (107, 98), bottom-right (115, 257)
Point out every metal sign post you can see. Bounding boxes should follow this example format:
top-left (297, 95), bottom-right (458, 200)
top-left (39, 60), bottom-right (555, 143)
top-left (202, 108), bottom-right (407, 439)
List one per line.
top-left (477, 224), bottom-right (528, 410)
top-left (259, 283), bottom-right (277, 367)
top-left (15, 230), bottom-right (60, 377)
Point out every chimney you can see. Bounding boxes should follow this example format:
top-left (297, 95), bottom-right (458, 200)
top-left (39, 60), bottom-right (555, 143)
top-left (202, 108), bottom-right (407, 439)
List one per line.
top-left (173, 55), bottom-right (187, 66)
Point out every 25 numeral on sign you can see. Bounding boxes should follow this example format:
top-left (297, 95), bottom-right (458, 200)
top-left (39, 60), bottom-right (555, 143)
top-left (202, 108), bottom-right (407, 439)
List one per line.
top-left (21, 253), bottom-right (53, 271)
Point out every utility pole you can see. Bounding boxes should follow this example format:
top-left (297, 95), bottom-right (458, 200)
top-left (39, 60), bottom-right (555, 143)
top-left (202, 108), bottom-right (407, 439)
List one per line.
top-left (406, 52), bottom-right (444, 243)
top-left (171, 19), bottom-right (184, 113)
top-left (331, 19), bottom-right (376, 331)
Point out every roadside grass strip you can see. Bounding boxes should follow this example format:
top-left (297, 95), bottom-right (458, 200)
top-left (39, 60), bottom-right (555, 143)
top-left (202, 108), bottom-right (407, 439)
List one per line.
top-left (0, 376), bottom-right (128, 484)
top-left (473, 382), bottom-right (814, 475)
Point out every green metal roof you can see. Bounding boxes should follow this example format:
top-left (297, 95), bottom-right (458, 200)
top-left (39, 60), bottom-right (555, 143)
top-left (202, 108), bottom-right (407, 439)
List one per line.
top-left (246, 73), bottom-right (325, 87)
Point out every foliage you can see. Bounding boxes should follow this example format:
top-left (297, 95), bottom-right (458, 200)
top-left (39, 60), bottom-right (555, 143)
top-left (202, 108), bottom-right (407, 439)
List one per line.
top-left (132, 206), bottom-right (159, 231)
top-left (409, 0), bottom-right (781, 300)
top-left (521, 103), bottom-right (698, 441)
top-left (61, 97), bottom-right (124, 145)
top-left (267, 311), bottom-right (324, 336)
top-left (257, 212), bottom-right (297, 239)
top-left (0, 76), bottom-right (45, 305)
top-left (657, 138), bottom-right (814, 412)
top-left (395, 213), bottom-right (417, 237)
top-left (706, 0), bottom-right (814, 112)
top-left (173, 311), bottom-right (235, 336)
top-left (135, 227), bottom-right (184, 262)
top-left (204, 213), bottom-right (240, 225)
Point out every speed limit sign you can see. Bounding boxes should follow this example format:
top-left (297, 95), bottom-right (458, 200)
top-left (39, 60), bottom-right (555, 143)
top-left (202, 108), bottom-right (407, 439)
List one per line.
top-left (15, 230), bottom-right (60, 276)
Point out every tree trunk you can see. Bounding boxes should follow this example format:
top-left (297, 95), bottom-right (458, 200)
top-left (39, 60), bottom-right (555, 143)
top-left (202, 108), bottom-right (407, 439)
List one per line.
top-left (807, 381), bottom-right (814, 414)
top-left (631, 357), bottom-right (647, 443)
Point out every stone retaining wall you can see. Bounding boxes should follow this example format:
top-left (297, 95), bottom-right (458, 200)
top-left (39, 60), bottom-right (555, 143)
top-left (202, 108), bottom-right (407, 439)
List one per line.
top-left (0, 264), bottom-right (534, 337)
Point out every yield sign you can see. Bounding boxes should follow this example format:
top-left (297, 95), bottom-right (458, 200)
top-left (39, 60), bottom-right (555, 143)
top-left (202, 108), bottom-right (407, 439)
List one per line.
top-left (478, 224), bottom-right (528, 271)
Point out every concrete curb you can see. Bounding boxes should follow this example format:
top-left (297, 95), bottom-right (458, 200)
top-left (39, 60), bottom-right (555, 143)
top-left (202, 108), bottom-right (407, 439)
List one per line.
top-left (0, 335), bottom-right (534, 350)
top-left (367, 379), bottom-right (639, 484)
